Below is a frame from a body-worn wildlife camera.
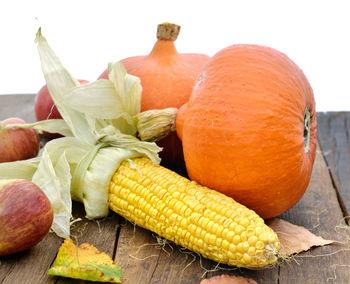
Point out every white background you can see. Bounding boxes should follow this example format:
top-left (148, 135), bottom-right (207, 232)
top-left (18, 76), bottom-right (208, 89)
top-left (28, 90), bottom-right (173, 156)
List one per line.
top-left (0, 0), bottom-right (349, 111)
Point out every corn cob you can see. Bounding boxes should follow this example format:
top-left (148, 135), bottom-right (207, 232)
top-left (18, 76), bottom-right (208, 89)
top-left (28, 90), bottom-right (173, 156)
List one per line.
top-left (108, 157), bottom-right (280, 268)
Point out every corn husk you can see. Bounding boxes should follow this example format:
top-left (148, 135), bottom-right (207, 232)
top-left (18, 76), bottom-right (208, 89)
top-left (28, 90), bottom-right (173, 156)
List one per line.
top-left (134, 108), bottom-right (178, 142)
top-left (0, 28), bottom-right (163, 238)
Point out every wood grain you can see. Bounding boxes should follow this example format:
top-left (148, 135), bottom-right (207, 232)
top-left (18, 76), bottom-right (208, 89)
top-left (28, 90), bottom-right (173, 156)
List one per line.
top-left (317, 112), bottom-right (350, 219)
top-left (114, 221), bottom-right (164, 284)
top-left (278, 149), bottom-right (350, 283)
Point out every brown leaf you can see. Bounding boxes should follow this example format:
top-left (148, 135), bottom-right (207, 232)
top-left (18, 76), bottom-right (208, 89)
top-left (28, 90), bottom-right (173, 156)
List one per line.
top-left (200, 275), bottom-right (257, 284)
top-left (266, 218), bottom-right (335, 255)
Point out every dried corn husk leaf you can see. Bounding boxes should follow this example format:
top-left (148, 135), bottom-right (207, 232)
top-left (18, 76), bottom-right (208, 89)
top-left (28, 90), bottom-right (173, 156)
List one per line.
top-left (3, 119), bottom-right (72, 137)
top-left (0, 158), bottom-right (40, 180)
top-left (267, 218), bottom-right (335, 255)
top-left (201, 274), bottom-right (257, 284)
top-left (48, 238), bottom-right (122, 283)
top-left (32, 149), bottom-right (72, 237)
top-left (0, 28), bottom-right (162, 238)
top-left (35, 28), bottom-right (95, 145)
top-left (135, 108), bottom-right (178, 142)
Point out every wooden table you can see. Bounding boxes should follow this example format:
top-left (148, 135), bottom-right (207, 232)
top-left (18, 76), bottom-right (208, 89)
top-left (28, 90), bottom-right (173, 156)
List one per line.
top-left (1, 94), bottom-right (349, 284)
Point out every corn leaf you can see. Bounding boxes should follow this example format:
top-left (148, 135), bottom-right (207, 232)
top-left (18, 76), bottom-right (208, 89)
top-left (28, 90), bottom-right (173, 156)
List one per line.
top-left (35, 28), bottom-right (96, 145)
top-left (0, 158), bottom-right (40, 180)
top-left (65, 80), bottom-right (125, 119)
top-left (32, 149), bottom-right (72, 238)
top-left (4, 119), bottom-right (73, 137)
top-left (108, 61), bottom-right (126, 105)
top-left (135, 108), bottom-right (178, 142)
top-left (123, 74), bottom-right (142, 116)
top-left (0, 28), bottom-right (161, 238)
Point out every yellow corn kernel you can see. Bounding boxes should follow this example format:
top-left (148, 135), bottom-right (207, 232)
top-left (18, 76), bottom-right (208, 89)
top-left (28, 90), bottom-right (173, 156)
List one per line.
top-left (222, 239), bottom-right (230, 250)
top-left (237, 242), bottom-right (245, 253)
top-left (255, 226), bottom-right (264, 235)
top-left (199, 217), bottom-right (209, 228)
top-left (215, 237), bottom-right (223, 247)
top-left (222, 228), bottom-right (230, 239)
top-left (242, 241), bottom-right (250, 252)
top-left (229, 243), bottom-right (236, 253)
top-left (256, 241), bottom-right (265, 250)
top-left (248, 236), bottom-right (258, 246)
top-left (108, 157), bottom-right (280, 268)
top-left (232, 235), bottom-right (241, 245)
top-left (242, 253), bottom-right (252, 264)
top-left (248, 246), bottom-right (256, 255)
top-left (240, 218), bottom-right (250, 228)
top-left (234, 225), bottom-right (245, 235)
top-left (180, 217), bottom-right (188, 228)
top-left (240, 231), bottom-right (248, 242)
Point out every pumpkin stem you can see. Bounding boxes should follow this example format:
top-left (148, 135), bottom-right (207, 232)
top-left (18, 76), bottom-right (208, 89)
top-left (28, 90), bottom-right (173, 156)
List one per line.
top-left (304, 107), bottom-right (311, 154)
top-left (157, 23), bottom-right (181, 41)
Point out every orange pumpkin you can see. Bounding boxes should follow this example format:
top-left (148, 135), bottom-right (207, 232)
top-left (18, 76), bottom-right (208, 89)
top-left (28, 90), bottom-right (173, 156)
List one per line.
top-left (99, 23), bottom-right (209, 169)
top-left (177, 44), bottom-right (317, 219)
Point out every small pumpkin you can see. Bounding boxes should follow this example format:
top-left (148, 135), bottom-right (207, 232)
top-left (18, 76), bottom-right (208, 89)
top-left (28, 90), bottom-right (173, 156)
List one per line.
top-left (99, 23), bottom-right (209, 169)
top-left (177, 44), bottom-right (317, 219)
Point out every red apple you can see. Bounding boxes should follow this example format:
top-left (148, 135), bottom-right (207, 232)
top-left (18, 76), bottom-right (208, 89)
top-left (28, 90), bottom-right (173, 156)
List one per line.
top-left (0, 118), bottom-right (40, 163)
top-left (34, 80), bottom-right (89, 139)
top-left (0, 179), bottom-right (53, 256)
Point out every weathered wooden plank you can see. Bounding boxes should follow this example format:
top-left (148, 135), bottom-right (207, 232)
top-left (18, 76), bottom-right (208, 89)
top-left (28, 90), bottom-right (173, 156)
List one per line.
top-left (0, 230), bottom-right (62, 284)
top-left (317, 112), bottom-right (350, 218)
top-left (278, 149), bottom-right (350, 283)
top-left (0, 202), bottom-right (119, 284)
top-left (139, 239), bottom-right (223, 284)
top-left (114, 221), bottom-right (164, 283)
top-left (0, 94), bottom-right (36, 122)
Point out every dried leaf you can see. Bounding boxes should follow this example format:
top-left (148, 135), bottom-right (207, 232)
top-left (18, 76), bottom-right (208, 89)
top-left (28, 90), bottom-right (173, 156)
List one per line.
top-left (201, 274), bottom-right (257, 284)
top-left (48, 238), bottom-right (122, 283)
top-left (267, 218), bottom-right (335, 255)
